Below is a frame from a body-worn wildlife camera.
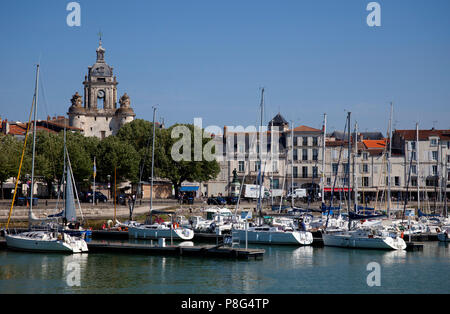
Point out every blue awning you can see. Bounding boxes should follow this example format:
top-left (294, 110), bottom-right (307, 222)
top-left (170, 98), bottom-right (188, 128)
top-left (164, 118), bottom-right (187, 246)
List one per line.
top-left (180, 186), bottom-right (199, 192)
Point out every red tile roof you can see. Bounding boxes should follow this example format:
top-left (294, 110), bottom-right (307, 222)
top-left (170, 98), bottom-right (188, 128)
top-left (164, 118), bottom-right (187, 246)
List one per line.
top-left (288, 125), bottom-right (322, 133)
top-left (395, 129), bottom-right (450, 141)
top-left (363, 139), bottom-right (387, 149)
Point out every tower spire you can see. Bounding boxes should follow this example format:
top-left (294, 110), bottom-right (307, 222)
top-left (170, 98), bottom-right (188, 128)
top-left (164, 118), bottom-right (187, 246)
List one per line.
top-left (98, 30), bottom-right (103, 47)
top-left (96, 31), bottom-right (105, 62)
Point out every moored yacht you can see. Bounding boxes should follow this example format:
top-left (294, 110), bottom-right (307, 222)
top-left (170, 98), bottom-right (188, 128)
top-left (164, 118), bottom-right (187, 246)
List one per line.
top-left (4, 64), bottom-right (88, 254)
top-left (128, 222), bottom-right (194, 240)
top-left (5, 230), bottom-right (88, 253)
top-left (233, 223), bottom-right (313, 245)
top-left (322, 228), bottom-right (406, 250)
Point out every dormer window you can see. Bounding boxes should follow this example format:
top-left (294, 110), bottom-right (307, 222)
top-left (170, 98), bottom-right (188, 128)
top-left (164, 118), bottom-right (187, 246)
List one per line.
top-left (430, 138), bottom-right (438, 146)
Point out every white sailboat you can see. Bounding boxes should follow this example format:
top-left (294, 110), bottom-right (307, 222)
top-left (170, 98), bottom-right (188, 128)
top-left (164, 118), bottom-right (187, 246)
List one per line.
top-left (232, 89), bottom-right (313, 246)
top-left (5, 65), bottom-right (88, 254)
top-left (322, 228), bottom-right (406, 250)
top-left (322, 111), bottom-right (406, 250)
top-left (128, 221), bottom-right (194, 241)
top-left (127, 107), bottom-right (194, 241)
top-left (235, 225), bottom-right (313, 245)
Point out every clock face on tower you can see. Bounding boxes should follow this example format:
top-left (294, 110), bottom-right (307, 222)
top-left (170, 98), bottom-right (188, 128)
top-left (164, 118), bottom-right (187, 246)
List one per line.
top-left (97, 90), bottom-right (105, 98)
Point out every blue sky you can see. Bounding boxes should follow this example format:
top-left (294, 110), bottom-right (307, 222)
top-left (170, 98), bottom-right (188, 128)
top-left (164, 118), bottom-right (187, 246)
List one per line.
top-left (0, 0), bottom-right (449, 134)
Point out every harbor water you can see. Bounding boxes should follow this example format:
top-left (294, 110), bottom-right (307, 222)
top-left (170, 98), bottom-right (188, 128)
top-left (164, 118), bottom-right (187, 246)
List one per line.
top-left (0, 241), bottom-right (448, 294)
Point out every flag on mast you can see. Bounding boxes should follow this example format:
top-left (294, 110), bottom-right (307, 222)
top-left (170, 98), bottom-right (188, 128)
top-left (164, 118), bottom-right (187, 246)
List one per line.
top-left (93, 157), bottom-right (96, 179)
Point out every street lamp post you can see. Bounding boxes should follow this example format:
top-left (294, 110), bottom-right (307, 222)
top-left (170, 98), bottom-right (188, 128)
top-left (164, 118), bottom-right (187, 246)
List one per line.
top-left (107, 175), bottom-right (111, 199)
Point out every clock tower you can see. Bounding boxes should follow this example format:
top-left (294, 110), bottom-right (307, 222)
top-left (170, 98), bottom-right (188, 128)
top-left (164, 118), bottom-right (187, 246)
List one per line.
top-left (68, 39), bottom-right (135, 138)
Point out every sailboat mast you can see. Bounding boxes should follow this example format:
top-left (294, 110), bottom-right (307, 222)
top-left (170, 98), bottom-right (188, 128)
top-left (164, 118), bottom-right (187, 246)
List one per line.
top-left (270, 120), bottom-right (274, 207)
top-left (347, 112), bottom-right (351, 214)
top-left (354, 121), bottom-right (359, 212)
top-left (291, 120), bottom-right (294, 209)
top-left (321, 113), bottom-right (327, 205)
top-left (29, 64), bottom-right (40, 226)
top-left (387, 102), bottom-right (393, 219)
top-left (150, 106), bottom-right (157, 213)
top-left (258, 88), bottom-right (264, 223)
top-left (416, 123), bottom-right (420, 212)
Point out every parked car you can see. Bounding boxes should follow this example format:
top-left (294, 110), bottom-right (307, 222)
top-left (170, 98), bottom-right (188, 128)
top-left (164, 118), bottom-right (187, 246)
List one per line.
top-left (226, 196), bottom-right (239, 205)
top-left (207, 196), bottom-right (226, 206)
top-left (82, 191), bottom-right (108, 203)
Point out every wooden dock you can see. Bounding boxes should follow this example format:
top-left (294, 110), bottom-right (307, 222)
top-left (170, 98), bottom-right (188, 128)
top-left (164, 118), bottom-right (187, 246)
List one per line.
top-left (406, 242), bottom-right (424, 252)
top-left (87, 241), bottom-right (264, 260)
top-left (91, 230), bottom-right (129, 240)
top-left (0, 238), bottom-right (264, 260)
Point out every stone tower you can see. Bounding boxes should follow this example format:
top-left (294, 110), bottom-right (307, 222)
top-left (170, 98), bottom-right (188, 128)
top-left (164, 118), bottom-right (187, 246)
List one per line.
top-left (68, 39), bottom-right (135, 139)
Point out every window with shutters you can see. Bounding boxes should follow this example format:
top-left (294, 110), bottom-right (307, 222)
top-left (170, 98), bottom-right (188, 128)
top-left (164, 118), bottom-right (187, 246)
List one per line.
top-left (302, 149), bottom-right (308, 161)
top-left (362, 164), bottom-right (369, 173)
top-left (303, 137), bottom-right (308, 146)
top-left (312, 166), bottom-right (318, 178)
top-left (313, 137), bottom-right (318, 146)
top-left (272, 160), bottom-right (278, 173)
top-left (432, 165), bottom-right (438, 176)
top-left (332, 163), bottom-right (339, 176)
top-left (273, 179), bottom-right (280, 189)
top-left (363, 177), bottom-right (369, 187)
top-left (432, 151), bottom-right (438, 161)
top-left (430, 138), bottom-right (438, 146)
top-left (313, 149), bottom-right (318, 161)
top-left (302, 166), bottom-right (308, 178)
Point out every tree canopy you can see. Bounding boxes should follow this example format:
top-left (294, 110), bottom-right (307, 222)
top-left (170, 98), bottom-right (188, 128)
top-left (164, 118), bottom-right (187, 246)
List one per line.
top-left (0, 119), bottom-right (221, 198)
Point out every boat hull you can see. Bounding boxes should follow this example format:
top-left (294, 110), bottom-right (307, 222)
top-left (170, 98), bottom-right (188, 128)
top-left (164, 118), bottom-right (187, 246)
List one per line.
top-left (235, 229), bottom-right (313, 245)
top-left (5, 233), bottom-right (88, 253)
top-left (322, 232), bottom-right (406, 250)
top-left (437, 232), bottom-right (449, 242)
top-left (128, 226), bottom-right (194, 240)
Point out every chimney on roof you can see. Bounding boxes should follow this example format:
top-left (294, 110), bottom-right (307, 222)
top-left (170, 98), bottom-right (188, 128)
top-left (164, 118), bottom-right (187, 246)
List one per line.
top-left (224, 126), bottom-right (227, 138)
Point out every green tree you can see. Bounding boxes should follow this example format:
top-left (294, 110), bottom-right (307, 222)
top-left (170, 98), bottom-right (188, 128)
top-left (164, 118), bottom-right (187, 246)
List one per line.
top-left (0, 135), bottom-right (22, 199)
top-left (95, 136), bottom-right (140, 185)
top-left (158, 124), bottom-right (220, 197)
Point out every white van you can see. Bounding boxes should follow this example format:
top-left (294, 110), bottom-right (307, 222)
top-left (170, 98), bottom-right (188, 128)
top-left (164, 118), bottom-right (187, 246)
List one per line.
top-left (287, 188), bottom-right (307, 199)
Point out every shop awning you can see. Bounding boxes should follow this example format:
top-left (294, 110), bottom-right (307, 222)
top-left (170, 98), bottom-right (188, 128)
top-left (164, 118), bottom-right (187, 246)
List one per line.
top-left (180, 186), bottom-right (199, 192)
